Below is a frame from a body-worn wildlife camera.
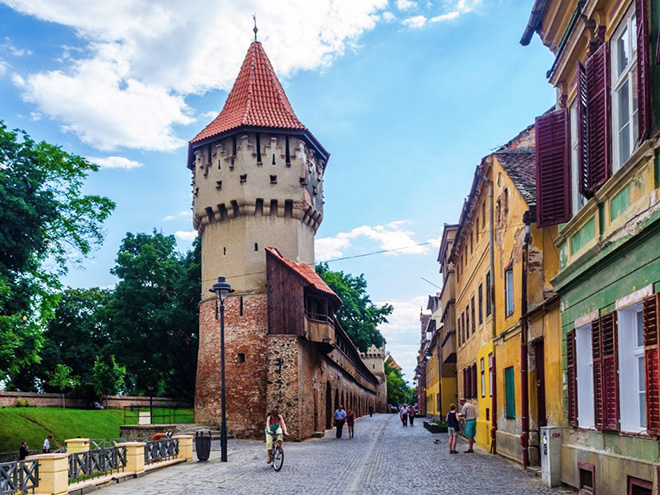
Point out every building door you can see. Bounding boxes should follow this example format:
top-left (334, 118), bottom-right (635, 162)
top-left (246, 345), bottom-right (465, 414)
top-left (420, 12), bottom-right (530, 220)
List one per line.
top-left (535, 339), bottom-right (547, 428)
top-left (313, 389), bottom-right (318, 432)
top-left (326, 382), bottom-right (332, 430)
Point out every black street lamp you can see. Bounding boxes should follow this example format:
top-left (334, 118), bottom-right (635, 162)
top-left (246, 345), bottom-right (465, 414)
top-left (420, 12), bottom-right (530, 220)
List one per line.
top-left (210, 276), bottom-right (234, 462)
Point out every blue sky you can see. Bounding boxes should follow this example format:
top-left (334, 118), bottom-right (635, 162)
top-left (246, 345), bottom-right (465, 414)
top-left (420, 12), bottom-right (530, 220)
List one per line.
top-left (0, 0), bottom-right (554, 383)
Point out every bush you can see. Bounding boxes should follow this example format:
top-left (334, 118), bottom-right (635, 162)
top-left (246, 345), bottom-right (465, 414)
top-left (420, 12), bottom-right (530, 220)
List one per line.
top-left (15, 398), bottom-right (30, 407)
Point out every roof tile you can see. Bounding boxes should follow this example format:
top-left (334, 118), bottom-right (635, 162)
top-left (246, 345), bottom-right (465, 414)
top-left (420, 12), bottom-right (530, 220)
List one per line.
top-left (192, 42), bottom-right (306, 144)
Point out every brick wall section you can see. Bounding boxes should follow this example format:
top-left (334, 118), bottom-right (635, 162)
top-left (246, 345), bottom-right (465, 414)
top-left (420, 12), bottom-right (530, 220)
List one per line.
top-left (0, 392), bottom-right (187, 409)
top-left (266, 335), bottom-right (301, 438)
top-left (195, 293), bottom-right (268, 438)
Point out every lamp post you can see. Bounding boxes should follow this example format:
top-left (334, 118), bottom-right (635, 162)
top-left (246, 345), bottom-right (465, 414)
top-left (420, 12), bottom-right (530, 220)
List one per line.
top-left (210, 276), bottom-right (233, 462)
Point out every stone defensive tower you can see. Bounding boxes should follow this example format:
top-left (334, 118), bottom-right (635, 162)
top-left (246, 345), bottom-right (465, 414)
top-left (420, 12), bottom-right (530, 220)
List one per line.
top-left (189, 40), bottom-right (331, 436)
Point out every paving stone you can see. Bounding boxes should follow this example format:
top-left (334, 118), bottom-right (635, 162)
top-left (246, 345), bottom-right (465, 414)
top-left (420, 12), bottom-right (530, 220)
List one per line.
top-left (94, 414), bottom-right (575, 494)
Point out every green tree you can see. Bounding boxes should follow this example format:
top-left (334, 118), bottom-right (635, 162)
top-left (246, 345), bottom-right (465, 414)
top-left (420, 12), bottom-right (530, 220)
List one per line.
top-left (48, 364), bottom-right (80, 408)
top-left (315, 263), bottom-right (391, 352)
top-left (90, 355), bottom-right (126, 401)
top-left (103, 232), bottom-right (200, 398)
top-left (0, 122), bottom-right (115, 383)
top-left (385, 359), bottom-right (409, 405)
top-left (19, 288), bottom-right (112, 395)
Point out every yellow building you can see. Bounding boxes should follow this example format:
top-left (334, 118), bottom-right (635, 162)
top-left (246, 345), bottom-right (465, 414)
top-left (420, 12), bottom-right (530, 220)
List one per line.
top-left (451, 126), bottom-right (561, 464)
top-left (437, 225), bottom-right (458, 417)
top-left (422, 295), bottom-right (441, 418)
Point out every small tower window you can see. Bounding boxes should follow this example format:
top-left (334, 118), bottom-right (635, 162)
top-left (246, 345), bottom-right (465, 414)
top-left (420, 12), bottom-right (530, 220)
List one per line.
top-left (231, 200), bottom-right (239, 217)
top-left (272, 153), bottom-right (276, 165)
top-left (255, 198), bottom-right (264, 215)
top-left (284, 200), bottom-right (293, 219)
top-left (223, 247), bottom-right (227, 255)
top-left (256, 133), bottom-right (262, 163)
top-left (205, 207), bottom-right (214, 224)
top-left (240, 174), bottom-right (247, 183)
top-left (285, 136), bottom-right (291, 166)
top-left (215, 180), bottom-right (222, 189)
top-left (237, 353), bottom-right (246, 363)
top-left (270, 175), bottom-right (277, 184)
top-left (219, 203), bottom-right (228, 220)
top-left (239, 296), bottom-right (244, 316)
top-left (270, 200), bottom-right (278, 216)
top-left (254, 243), bottom-right (258, 251)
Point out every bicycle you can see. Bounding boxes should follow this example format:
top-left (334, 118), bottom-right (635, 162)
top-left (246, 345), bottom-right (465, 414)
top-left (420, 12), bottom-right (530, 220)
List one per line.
top-left (268, 433), bottom-right (284, 471)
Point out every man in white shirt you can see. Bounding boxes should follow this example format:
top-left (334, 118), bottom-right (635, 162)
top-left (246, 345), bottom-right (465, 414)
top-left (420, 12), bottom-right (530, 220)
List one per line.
top-left (42, 435), bottom-right (52, 453)
top-left (459, 398), bottom-right (477, 453)
top-left (334, 405), bottom-right (347, 438)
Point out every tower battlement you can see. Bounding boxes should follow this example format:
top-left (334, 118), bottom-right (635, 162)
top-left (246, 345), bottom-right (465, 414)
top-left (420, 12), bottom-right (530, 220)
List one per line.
top-left (192, 132), bottom-right (324, 235)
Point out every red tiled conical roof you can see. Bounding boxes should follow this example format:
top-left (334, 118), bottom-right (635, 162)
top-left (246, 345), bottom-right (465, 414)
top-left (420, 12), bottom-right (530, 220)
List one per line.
top-left (191, 42), bottom-right (306, 144)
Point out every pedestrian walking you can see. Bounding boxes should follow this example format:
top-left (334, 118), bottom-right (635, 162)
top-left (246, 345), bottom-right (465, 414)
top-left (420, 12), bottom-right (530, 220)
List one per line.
top-left (446, 404), bottom-right (460, 454)
top-left (407, 405), bottom-right (415, 426)
top-left (19, 441), bottom-right (29, 460)
top-left (42, 435), bottom-right (52, 453)
top-left (459, 398), bottom-right (477, 453)
top-left (400, 404), bottom-right (408, 426)
top-left (334, 404), bottom-right (347, 438)
top-left (369, 404), bottom-right (373, 417)
top-left (346, 407), bottom-right (355, 439)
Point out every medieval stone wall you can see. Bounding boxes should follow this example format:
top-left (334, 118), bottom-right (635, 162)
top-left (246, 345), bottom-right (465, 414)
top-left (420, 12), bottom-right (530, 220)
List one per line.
top-left (195, 293), bottom-right (268, 438)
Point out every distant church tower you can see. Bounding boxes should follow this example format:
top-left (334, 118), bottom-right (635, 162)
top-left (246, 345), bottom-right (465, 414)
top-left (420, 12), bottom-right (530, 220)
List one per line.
top-left (188, 38), bottom-right (329, 435)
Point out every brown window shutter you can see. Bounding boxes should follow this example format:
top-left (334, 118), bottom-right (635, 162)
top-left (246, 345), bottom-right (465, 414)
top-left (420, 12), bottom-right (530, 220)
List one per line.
top-left (600, 313), bottom-right (619, 431)
top-left (592, 318), bottom-right (604, 430)
top-left (566, 329), bottom-right (578, 427)
top-left (472, 365), bottom-right (478, 399)
top-left (577, 62), bottom-right (591, 198)
top-left (643, 293), bottom-right (660, 435)
top-left (535, 109), bottom-right (571, 226)
top-left (585, 43), bottom-right (611, 194)
top-left (636, 0), bottom-right (651, 142)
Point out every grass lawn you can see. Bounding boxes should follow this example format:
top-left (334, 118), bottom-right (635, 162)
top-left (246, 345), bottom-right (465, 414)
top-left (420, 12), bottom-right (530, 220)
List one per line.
top-left (0, 407), bottom-right (193, 454)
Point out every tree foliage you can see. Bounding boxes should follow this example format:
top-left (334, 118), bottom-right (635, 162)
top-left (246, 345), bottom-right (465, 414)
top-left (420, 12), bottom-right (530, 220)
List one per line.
top-left (315, 263), bottom-right (391, 352)
top-left (0, 122), bottom-right (115, 382)
top-left (90, 355), bottom-right (126, 399)
top-left (49, 364), bottom-right (80, 408)
top-left (103, 232), bottom-right (200, 399)
top-left (385, 359), bottom-right (410, 406)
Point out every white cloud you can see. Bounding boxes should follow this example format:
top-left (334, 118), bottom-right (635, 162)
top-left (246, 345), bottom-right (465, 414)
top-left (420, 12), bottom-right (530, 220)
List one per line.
top-left (86, 155), bottom-right (144, 169)
top-left (430, 11), bottom-right (460, 22)
top-left (29, 112), bottom-right (42, 121)
top-left (162, 211), bottom-right (192, 222)
top-left (381, 11), bottom-right (396, 22)
top-left (378, 295), bottom-right (428, 381)
top-left (2, 37), bottom-right (32, 57)
top-left (457, 0), bottom-right (483, 13)
top-left (200, 110), bottom-right (219, 121)
top-left (175, 230), bottom-right (198, 241)
top-left (5, 0), bottom-right (389, 152)
top-left (0, 60), bottom-right (7, 78)
top-left (402, 15), bottom-right (427, 28)
top-left (316, 221), bottom-right (433, 261)
top-left (396, 0), bottom-right (416, 11)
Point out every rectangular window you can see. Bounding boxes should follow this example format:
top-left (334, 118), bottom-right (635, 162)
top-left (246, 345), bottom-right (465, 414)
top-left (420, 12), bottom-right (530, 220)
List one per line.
top-left (471, 296), bottom-right (476, 334)
top-left (618, 303), bottom-right (645, 431)
top-left (505, 267), bottom-right (514, 317)
top-left (505, 366), bottom-right (515, 418)
top-left (481, 358), bottom-right (485, 397)
top-left (486, 272), bottom-right (492, 316)
top-left (478, 284), bottom-right (483, 325)
top-left (466, 304), bottom-right (470, 340)
top-left (611, 5), bottom-right (638, 171)
top-left (488, 353), bottom-right (493, 397)
top-left (472, 364), bottom-right (477, 399)
top-left (576, 324), bottom-right (595, 428)
top-left (569, 102), bottom-right (586, 215)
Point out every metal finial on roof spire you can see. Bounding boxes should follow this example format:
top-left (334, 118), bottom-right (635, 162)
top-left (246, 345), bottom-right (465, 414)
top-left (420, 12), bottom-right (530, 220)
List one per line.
top-left (253, 14), bottom-right (258, 42)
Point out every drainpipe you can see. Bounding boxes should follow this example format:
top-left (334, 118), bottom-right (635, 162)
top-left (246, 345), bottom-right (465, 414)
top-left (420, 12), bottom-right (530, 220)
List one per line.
top-left (520, 211), bottom-right (532, 469)
top-left (488, 174), bottom-right (497, 455)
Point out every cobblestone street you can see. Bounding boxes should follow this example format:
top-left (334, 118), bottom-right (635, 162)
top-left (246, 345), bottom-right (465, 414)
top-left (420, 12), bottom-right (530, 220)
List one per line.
top-left (96, 414), bottom-right (574, 494)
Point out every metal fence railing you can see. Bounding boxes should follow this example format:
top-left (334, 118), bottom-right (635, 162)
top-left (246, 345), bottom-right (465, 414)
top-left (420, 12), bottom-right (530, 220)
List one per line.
top-left (89, 439), bottom-right (127, 451)
top-left (144, 439), bottom-right (178, 465)
top-left (67, 446), bottom-right (126, 483)
top-left (0, 459), bottom-right (39, 495)
top-left (123, 406), bottom-right (193, 425)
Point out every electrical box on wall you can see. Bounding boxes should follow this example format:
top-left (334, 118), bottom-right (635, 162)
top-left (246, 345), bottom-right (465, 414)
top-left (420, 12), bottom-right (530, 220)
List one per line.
top-left (540, 426), bottom-right (562, 487)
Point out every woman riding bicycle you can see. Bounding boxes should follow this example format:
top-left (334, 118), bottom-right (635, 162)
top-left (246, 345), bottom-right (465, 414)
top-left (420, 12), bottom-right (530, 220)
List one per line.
top-left (265, 407), bottom-right (289, 464)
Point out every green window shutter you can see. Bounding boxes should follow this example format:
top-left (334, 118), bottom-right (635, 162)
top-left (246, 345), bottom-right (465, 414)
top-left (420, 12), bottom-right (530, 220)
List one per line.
top-left (505, 366), bottom-right (516, 419)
